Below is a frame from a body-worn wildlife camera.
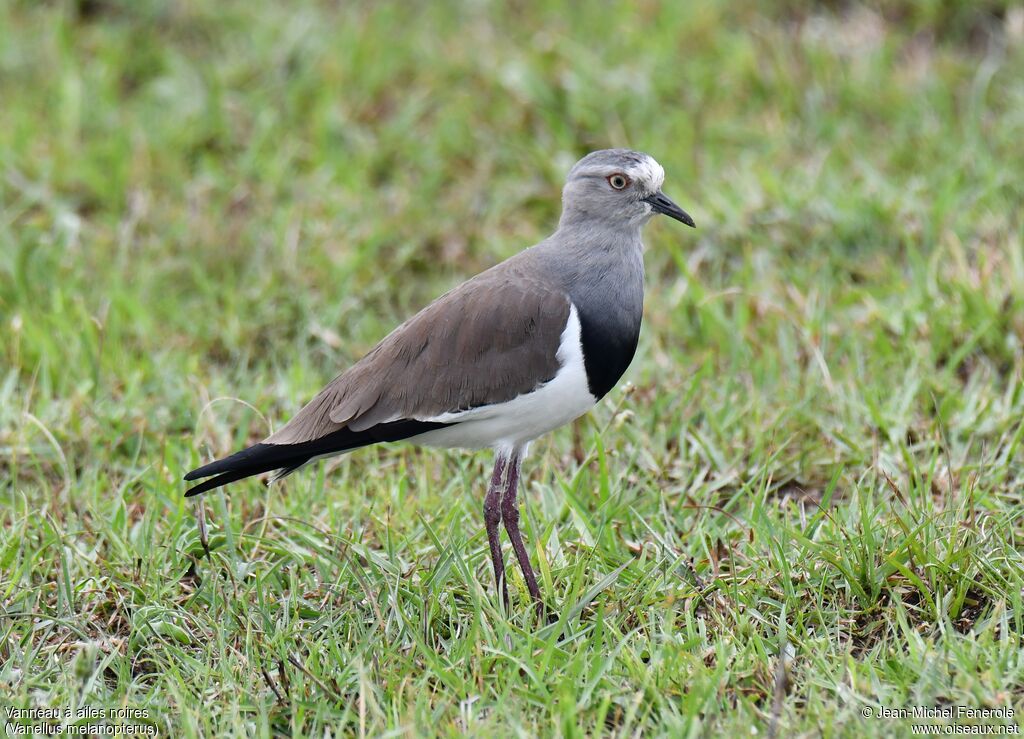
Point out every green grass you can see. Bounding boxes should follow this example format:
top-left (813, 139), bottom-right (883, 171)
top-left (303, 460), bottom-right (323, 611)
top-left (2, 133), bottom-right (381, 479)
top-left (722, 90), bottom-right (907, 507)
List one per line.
top-left (2, 0), bottom-right (1023, 736)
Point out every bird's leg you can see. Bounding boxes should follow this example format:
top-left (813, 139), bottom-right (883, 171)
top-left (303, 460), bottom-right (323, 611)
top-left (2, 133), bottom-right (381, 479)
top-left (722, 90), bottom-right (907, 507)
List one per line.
top-left (500, 450), bottom-right (544, 610)
top-left (483, 452), bottom-right (510, 610)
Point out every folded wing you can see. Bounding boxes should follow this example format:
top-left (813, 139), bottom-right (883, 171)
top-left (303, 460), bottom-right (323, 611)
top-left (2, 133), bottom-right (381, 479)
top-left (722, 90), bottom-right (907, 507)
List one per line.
top-left (184, 264), bottom-right (571, 495)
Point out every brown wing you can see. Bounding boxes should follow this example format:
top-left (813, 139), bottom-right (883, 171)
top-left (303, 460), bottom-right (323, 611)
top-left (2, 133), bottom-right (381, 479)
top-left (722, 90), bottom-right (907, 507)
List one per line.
top-left (265, 266), bottom-right (571, 444)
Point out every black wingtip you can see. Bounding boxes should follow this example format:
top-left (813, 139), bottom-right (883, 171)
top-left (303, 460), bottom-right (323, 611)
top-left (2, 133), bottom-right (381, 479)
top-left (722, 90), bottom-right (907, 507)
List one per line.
top-left (185, 470), bottom-right (249, 497)
top-left (181, 419), bottom-right (451, 498)
top-left (183, 443), bottom-right (275, 483)
top-left (182, 443), bottom-right (287, 497)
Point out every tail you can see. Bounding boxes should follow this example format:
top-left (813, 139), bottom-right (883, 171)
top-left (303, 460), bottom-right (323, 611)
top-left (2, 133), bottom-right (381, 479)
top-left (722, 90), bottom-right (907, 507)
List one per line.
top-left (183, 419), bottom-right (448, 497)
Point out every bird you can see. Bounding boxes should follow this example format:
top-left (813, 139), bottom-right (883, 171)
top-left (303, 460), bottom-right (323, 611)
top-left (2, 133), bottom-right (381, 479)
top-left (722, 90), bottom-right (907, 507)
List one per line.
top-left (184, 148), bottom-right (695, 612)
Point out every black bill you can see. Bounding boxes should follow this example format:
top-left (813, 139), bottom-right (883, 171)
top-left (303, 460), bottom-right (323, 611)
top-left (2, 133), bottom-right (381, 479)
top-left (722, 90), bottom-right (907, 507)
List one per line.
top-left (644, 191), bottom-right (695, 228)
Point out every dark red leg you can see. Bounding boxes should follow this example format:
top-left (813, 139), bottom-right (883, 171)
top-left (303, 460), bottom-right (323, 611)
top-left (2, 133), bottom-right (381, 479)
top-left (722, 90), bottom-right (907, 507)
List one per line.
top-left (483, 453), bottom-right (509, 610)
top-left (500, 451), bottom-right (544, 609)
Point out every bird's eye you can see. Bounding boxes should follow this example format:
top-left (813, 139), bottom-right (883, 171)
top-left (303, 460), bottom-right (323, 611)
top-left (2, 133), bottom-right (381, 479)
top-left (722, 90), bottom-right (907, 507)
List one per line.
top-left (607, 174), bottom-right (630, 190)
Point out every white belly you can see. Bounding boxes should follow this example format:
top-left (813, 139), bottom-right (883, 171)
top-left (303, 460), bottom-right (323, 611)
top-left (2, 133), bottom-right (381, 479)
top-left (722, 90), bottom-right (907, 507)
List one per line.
top-left (407, 303), bottom-right (596, 452)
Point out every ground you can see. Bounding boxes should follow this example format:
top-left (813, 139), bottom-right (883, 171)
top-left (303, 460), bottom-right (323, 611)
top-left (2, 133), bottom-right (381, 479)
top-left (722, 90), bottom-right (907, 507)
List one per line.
top-left (1, 1), bottom-right (1023, 736)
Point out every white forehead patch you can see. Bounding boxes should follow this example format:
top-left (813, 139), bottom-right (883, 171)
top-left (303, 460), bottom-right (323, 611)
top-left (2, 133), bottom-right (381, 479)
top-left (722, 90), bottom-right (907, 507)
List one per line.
top-left (626, 155), bottom-right (665, 191)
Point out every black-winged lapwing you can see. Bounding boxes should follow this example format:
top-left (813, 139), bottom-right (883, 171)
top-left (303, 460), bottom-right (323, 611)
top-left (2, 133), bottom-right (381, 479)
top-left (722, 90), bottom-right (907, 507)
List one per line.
top-left (184, 149), bottom-right (695, 611)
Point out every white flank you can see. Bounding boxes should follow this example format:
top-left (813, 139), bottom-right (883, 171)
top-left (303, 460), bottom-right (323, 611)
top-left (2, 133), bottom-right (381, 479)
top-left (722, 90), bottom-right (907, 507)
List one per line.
top-left (408, 303), bottom-right (597, 453)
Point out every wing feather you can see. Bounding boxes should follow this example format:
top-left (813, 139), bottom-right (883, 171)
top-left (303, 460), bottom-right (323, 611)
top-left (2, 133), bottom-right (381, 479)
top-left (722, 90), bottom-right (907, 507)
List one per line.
top-left (265, 264), bottom-right (570, 445)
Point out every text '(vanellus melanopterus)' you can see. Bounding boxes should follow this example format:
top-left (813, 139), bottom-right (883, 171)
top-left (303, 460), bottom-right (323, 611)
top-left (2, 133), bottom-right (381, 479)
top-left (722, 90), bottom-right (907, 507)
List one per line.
top-left (184, 149), bottom-right (695, 612)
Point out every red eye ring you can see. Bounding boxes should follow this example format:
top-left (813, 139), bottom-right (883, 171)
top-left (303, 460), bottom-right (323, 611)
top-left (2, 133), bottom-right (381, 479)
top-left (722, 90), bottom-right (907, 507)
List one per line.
top-left (607, 173), bottom-right (630, 190)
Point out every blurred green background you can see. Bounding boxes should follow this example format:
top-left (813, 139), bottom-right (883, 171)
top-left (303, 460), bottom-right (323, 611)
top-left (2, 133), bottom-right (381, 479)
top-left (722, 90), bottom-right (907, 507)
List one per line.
top-left (1, 1), bottom-right (1023, 736)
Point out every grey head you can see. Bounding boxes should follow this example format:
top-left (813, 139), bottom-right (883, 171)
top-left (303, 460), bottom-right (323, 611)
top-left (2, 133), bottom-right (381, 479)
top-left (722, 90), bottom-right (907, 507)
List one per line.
top-left (558, 148), bottom-right (695, 231)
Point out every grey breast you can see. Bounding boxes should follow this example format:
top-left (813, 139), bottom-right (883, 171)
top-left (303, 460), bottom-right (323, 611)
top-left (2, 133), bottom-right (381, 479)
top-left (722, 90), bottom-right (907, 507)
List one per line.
top-left (531, 234), bottom-right (646, 399)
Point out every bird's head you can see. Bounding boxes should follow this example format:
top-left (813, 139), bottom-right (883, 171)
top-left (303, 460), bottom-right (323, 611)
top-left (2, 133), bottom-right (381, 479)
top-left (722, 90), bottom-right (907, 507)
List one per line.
top-left (559, 149), bottom-right (695, 231)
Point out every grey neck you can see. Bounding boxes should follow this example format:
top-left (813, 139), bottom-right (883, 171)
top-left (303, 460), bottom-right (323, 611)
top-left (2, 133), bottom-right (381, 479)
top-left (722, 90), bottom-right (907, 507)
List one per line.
top-left (533, 219), bottom-right (646, 319)
top-left (533, 218), bottom-right (647, 400)
top-left (558, 205), bottom-right (650, 235)
top-left (553, 218), bottom-right (646, 257)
